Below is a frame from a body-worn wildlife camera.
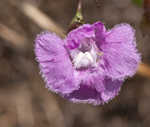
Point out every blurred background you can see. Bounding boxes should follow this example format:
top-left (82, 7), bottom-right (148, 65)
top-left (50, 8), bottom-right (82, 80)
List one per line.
top-left (0, 0), bottom-right (150, 127)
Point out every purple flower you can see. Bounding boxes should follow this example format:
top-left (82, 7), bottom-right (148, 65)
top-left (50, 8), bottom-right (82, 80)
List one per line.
top-left (35, 21), bottom-right (140, 105)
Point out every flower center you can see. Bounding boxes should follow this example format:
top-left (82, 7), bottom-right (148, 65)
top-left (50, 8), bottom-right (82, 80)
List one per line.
top-left (73, 47), bottom-right (97, 69)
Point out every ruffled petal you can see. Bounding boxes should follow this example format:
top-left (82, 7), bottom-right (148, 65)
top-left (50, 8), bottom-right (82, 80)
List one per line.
top-left (63, 68), bottom-right (104, 105)
top-left (64, 76), bottom-right (123, 105)
top-left (66, 24), bottom-right (94, 49)
top-left (106, 24), bottom-right (135, 45)
top-left (35, 32), bottom-right (79, 94)
top-left (101, 77), bottom-right (123, 102)
top-left (93, 21), bottom-right (106, 49)
top-left (63, 67), bottom-right (122, 105)
top-left (99, 24), bottom-right (141, 79)
top-left (64, 84), bottom-right (102, 105)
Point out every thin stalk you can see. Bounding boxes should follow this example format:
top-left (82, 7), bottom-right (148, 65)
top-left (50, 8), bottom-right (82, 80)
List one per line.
top-left (68, 0), bottom-right (84, 32)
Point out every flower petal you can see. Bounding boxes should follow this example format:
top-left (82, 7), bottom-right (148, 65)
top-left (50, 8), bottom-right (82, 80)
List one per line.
top-left (66, 24), bottom-right (94, 49)
top-left (63, 67), bottom-right (122, 105)
top-left (64, 84), bottom-right (102, 105)
top-left (99, 24), bottom-right (141, 79)
top-left (35, 32), bottom-right (79, 94)
top-left (93, 21), bottom-right (106, 49)
top-left (101, 77), bottom-right (123, 102)
top-left (106, 24), bottom-right (135, 45)
top-left (64, 77), bottom-right (123, 105)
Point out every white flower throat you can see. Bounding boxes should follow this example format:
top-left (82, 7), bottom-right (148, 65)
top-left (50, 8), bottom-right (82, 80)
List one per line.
top-left (73, 47), bottom-right (97, 69)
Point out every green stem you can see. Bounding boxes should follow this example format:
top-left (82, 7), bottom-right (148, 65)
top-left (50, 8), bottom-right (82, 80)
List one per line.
top-left (71, 0), bottom-right (84, 24)
top-left (67, 0), bottom-right (84, 32)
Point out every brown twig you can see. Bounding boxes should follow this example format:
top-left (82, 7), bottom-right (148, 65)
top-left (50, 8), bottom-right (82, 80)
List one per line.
top-left (0, 23), bottom-right (27, 50)
top-left (137, 63), bottom-right (150, 78)
top-left (20, 2), bottom-right (65, 38)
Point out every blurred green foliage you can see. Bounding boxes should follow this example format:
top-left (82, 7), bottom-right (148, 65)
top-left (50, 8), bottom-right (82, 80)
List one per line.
top-left (132, 0), bottom-right (143, 7)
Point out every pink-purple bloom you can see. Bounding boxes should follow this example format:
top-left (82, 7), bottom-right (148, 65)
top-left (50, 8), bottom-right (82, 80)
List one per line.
top-left (35, 21), bottom-right (140, 105)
